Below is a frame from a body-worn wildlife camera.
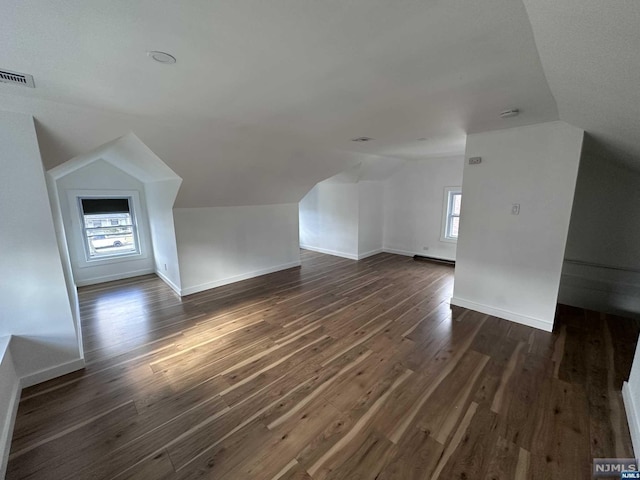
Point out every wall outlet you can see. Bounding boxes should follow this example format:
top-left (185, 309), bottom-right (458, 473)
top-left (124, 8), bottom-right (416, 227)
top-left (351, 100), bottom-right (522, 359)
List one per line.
top-left (423, 246), bottom-right (429, 251)
top-left (468, 156), bottom-right (482, 165)
top-left (511, 204), bottom-right (520, 215)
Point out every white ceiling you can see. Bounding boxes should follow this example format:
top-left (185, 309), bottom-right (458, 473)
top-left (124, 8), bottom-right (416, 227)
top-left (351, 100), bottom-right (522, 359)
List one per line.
top-left (320, 156), bottom-right (410, 185)
top-left (522, 0), bottom-right (640, 170)
top-left (0, 0), bottom-right (602, 207)
top-left (48, 132), bottom-right (181, 184)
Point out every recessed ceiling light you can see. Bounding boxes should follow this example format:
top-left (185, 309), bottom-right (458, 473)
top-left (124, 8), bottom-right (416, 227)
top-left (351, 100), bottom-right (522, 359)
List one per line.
top-left (147, 51), bottom-right (177, 64)
top-left (500, 108), bottom-right (520, 118)
top-left (351, 137), bottom-right (373, 142)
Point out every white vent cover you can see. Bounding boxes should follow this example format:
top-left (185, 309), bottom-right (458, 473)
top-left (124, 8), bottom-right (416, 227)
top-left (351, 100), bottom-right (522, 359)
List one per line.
top-left (0, 68), bottom-right (35, 88)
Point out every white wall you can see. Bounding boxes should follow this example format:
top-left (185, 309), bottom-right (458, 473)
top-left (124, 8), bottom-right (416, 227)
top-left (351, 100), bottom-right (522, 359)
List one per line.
top-left (358, 182), bottom-right (385, 258)
top-left (299, 158), bottom-right (464, 262)
top-left (0, 337), bottom-right (19, 479)
top-left (623, 340), bottom-right (640, 457)
top-left (46, 173), bottom-right (84, 357)
top-left (558, 144), bottom-right (640, 455)
top-left (56, 159), bottom-right (155, 286)
top-left (145, 179), bottom-right (183, 294)
top-left (0, 110), bottom-right (82, 384)
top-left (299, 183), bottom-right (359, 260)
top-left (383, 156), bottom-right (464, 261)
top-left (452, 121), bottom-right (584, 331)
top-left (175, 204), bottom-right (301, 295)
top-left (559, 149), bottom-right (640, 317)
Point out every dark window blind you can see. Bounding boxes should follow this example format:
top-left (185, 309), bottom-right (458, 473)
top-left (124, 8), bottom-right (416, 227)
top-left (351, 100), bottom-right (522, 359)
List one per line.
top-left (81, 198), bottom-right (130, 215)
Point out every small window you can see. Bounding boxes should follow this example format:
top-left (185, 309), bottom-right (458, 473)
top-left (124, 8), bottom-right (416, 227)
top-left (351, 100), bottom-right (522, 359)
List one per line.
top-left (79, 197), bottom-right (140, 260)
top-left (441, 187), bottom-right (462, 242)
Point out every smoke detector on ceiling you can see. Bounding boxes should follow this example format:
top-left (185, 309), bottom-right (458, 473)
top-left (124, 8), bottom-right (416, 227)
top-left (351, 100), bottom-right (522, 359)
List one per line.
top-left (0, 68), bottom-right (35, 88)
top-left (351, 137), bottom-right (373, 142)
top-left (147, 51), bottom-right (177, 64)
top-left (500, 108), bottom-right (520, 119)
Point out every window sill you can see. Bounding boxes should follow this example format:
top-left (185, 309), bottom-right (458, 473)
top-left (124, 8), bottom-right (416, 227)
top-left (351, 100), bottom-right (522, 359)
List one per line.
top-left (439, 237), bottom-right (458, 244)
top-left (78, 251), bottom-right (146, 268)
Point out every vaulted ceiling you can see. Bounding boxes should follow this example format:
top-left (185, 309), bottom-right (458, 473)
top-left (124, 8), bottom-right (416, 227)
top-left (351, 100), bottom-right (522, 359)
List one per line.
top-left (522, 0), bottom-right (640, 170)
top-left (0, 1), bottom-right (637, 206)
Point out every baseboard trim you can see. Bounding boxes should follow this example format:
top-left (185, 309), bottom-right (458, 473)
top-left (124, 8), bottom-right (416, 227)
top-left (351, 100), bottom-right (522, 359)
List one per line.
top-left (155, 270), bottom-right (182, 296)
top-left (181, 261), bottom-right (302, 296)
top-left (299, 244), bottom-right (358, 260)
top-left (413, 255), bottom-right (455, 266)
top-left (75, 268), bottom-right (155, 287)
top-left (357, 249), bottom-right (384, 260)
top-left (0, 378), bottom-right (19, 479)
top-left (1, 348), bottom-right (85, 475)
top-left (623, 382), bottom-right (640, 458)
top-left (450, 296), bottom-right (553, 332)
top-left (383, 247), bottom-right (455, 263)
top-left (19, 357), bottom-right (86, 389)
top-left (300, 245), bottom-right (384, 261)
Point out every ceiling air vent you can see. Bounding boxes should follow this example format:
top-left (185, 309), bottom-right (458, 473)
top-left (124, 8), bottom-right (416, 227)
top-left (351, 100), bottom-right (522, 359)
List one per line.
top-left (0, 68), bottom-right (35, 88)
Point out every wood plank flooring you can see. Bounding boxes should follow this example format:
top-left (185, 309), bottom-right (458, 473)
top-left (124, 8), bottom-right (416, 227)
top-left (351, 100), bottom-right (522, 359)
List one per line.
top-left (7, 250), bottom-right (639, 479)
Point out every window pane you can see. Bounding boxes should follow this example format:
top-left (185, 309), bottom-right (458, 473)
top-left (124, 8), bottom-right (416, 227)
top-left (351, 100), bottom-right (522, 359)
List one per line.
top-left (83, 211), bottom-right (137, 258)
top-left (84, 213), bottom-right (132, 228)
top-left (452, 193), bottom-right (462, 215)
top-left (450, 216), bottom-right (460, 238)
top-left (86, 225), bottom-right (133, 237)
top-left (81, 198), bottom-right (130, 215)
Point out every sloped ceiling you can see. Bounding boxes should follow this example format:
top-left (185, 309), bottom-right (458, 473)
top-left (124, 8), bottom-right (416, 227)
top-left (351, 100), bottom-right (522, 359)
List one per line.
top-left (320, 156), bottom-right (409, 185)
top-left (522, 0), bottom-right (640, 169)
top-left (48, 132), bottom-right (181, 184)
top-left (0, 0), bottom-right (558, 207)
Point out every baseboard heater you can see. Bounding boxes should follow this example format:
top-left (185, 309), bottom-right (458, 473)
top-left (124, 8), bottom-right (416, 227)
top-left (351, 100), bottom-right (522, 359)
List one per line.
top-left (413, 255), bottom-right (455, 266)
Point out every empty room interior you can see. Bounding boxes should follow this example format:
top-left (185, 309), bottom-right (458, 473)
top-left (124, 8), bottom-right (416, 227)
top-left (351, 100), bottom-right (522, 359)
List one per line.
top-left (1, 1), bottom-right (640, 479)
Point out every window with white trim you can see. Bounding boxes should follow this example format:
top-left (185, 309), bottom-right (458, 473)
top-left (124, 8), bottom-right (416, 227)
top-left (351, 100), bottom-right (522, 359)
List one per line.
top-left (441, 187), bottom-right (462, 242)
top-left (79, 197), bottom-right (140, 260)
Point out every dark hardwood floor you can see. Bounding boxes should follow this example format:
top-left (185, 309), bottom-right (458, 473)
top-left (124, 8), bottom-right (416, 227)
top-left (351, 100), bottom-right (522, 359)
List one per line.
top-left (7, 250), bottom-right (639, 479)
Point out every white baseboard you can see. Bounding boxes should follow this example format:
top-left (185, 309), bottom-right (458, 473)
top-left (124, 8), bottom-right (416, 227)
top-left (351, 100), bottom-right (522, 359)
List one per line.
top-left (299, 244), bottom-right (358, 261)
top-left (0, 378), bottom-right (19, 480)
top-left (301, 245), bottom-right (454, 262)
top-left (181, 261), bottom-right (302, 296)
top-left (623, 382), bottom-right (640, 458)
top-left (383, 247), bottom-right (455, 262)
top-left (450, 296), bottom-right (553, 332)
top-left (155, 269), bottom-right (182, 296)
top-left (75, 268), bottom-right (155, 287)
top-left (1, 343), bottom-right (85, 476)
top-left (19, 357), bottom-right (86, 389)
top-left (357, 248), bottom-right (384, 260)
